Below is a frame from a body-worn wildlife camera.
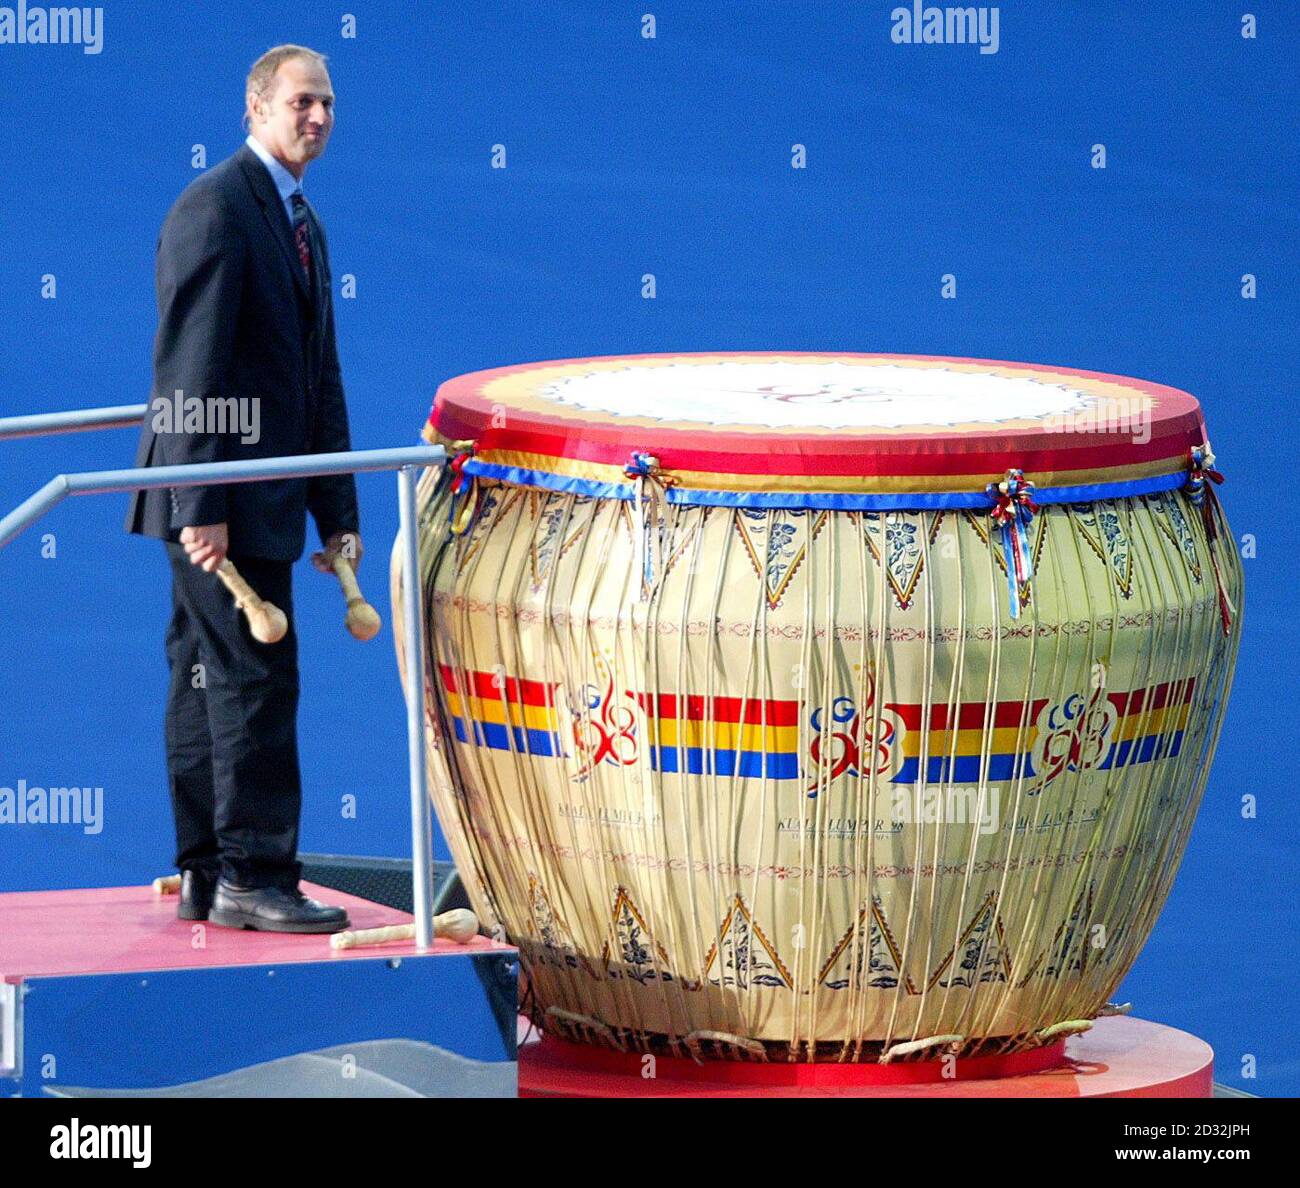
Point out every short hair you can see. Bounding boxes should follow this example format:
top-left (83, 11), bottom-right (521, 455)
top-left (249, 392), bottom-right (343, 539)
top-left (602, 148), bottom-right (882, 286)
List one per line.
top-left (244, 44), bottom-right (329, 124)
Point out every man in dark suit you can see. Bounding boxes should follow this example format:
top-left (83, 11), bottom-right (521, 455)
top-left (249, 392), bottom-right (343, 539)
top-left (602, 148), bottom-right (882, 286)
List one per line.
top-left (126, 45), bottom-right (360, 933)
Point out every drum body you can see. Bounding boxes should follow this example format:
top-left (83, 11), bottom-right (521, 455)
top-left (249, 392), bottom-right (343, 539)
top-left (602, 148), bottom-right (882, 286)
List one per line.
top-left (392, 354), bottom-right (1241, 1060)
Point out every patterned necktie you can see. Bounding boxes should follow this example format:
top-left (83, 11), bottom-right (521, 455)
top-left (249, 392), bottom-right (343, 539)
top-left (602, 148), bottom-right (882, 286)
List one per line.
top-left (290, 190), bottom-right (312, 285)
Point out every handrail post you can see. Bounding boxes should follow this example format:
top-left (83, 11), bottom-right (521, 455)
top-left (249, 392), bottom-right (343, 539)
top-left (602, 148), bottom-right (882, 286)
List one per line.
top-left (398, 463), bottom-right (435, 949)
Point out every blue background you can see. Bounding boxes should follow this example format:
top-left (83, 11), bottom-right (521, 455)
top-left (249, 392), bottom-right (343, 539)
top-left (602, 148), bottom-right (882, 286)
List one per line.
top-left (0, 2), bottom-right (1294, 1094)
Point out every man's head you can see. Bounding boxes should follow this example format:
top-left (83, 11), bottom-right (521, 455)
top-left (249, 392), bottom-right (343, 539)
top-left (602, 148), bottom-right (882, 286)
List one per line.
top-left (244, 45), bottom-right (334, 179)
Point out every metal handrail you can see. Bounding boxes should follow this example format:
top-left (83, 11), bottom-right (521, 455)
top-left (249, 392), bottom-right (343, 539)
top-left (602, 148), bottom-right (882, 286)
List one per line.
top-left (0, 442), bottom-right (446, 950)
top-left (0, 403), bottom-right (148, 440)
top-left (0, 445), bottom-right (439, 547)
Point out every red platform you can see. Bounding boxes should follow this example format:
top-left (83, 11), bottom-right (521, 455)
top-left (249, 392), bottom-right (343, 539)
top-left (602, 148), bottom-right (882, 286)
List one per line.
top-left (518, 1017), bottom-right (1214, 1098)
top-left (0, 881), bottom-right (510, 981)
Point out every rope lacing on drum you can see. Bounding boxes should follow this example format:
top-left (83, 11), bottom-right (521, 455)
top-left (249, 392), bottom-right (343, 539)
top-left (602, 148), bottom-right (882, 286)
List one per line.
top-left (879, 1034), bottom-right (964, 1064)
top-left (987, 468), bottom-right (1039, 619)
top-left (1185, 443), bottom-right (1234, 635)
top-left (683, 1030), bottom-right (769, 1063)
top-left (544, 1006), bottom-right (627, 1051)
top-left (1036, 1019), bottom-right (1093, 1042)
top-left (447, 441), bottom-right (478, 536)
top-left (624, 452), bottom-right (677, 601)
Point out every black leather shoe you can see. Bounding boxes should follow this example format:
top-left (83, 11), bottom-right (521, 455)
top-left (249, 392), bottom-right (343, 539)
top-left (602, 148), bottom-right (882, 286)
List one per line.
top-left (208, 880), bottom-right (351, 934)
top-left (178, 868), bottom-right (216, 921)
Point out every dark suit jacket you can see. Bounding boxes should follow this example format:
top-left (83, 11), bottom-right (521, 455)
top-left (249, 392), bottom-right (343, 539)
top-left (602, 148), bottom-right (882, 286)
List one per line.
top-left (125, 143), bottom-right (359, 561)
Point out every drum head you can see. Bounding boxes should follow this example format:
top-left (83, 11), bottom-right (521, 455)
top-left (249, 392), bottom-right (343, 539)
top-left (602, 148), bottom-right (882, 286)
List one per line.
top-left (427, 352), bottom-right (1206, 507)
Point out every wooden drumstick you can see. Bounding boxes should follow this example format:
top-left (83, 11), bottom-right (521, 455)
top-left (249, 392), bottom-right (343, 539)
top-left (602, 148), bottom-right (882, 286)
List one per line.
top-left (152, 874), bottom-right (181, 895)
top-left (216, 559), bottom-right (288, 643)
top-left (329, 909), bottom-right (480, 950)
top-left (330, 554), bottom-right (382, 641)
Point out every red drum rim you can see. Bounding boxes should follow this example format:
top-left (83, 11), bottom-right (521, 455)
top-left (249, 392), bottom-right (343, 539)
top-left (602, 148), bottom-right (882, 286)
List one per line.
top-left (425, 352), bottom-right (1209, 507)
top-left (520, 1031), bottom-right (1068, 1087)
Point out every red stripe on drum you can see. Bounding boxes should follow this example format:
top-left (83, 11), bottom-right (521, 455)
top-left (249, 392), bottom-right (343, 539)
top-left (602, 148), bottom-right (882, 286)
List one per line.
top-left (1110, 677), bottom-right (1197, 717)
top-left (634, 692), bottom-right (801, 727)
top-left (890, 699), bottom-right (1052, 732)
top-left (438, 663), bottom-right (557, 707)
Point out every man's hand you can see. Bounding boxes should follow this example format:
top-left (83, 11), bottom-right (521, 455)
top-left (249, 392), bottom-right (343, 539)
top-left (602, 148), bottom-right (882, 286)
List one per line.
top-left (312, 530), bottom-right (364, 574)
top-left (180, 523), bottom-right (229, 573)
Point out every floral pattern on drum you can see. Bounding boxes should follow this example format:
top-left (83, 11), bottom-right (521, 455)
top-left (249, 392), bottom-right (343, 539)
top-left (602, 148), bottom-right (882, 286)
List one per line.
top-left (1147, 489), bottom-right (1203, 583)
top-left (818, 896), bottom-right (918, 993)
top-left (529, 500), bottom-right (584, 592)
top-left (527, 874), bottom-right (597, 978)
top-left (600, 886), bottom-right (697, 988)
top-left (703, 895), bottom-right (792, 989)
top-left (858, 511), bottom-right (947, 611)
top-left (961, 507), bottom-right (1049, 612)
top-left (926, 892), bottom-right (1013, 990)
top-left (1016, 882), bottom-right (1096, 985)
top-left (1072, 500), bottom-right (1135, 598)
top-left (733, 508), bottom-right (829, 610)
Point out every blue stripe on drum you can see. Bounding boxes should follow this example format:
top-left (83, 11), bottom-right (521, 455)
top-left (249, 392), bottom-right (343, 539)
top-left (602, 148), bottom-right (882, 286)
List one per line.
top-left (458, 462), bottom-right (633, 500)
top-left (1103, 730), bottom-right (1185, 769)
top-left (450, 717), bottom-right (563, 757)
top-left (890, 730), bottom-right (1186, 785)
top-left (892, 754), bottom-right (1036, 784)
top-left (649, 747), bottom-right (801, 779)
top-left (459, 460), bottom-right (1187, 510)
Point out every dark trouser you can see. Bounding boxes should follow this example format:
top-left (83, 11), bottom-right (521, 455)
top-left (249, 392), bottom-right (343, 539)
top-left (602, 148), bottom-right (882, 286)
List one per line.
top-left (163, 542), bottom-right (302, 889)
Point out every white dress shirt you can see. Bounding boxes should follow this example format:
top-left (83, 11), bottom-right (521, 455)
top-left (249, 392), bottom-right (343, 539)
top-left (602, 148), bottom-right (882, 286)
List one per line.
top-left (244, 133), bottom-right (302, 225)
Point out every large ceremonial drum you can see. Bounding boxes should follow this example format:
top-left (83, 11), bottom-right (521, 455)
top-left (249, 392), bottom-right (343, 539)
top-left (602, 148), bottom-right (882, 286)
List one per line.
top-left (392, 352), bottom-right (1242, 1062)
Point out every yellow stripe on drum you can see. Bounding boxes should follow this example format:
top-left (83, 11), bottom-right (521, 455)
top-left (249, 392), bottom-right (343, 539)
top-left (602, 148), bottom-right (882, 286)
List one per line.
top-left (898, 726), bottom-right (1039, 760)
top-left (1115, 701), bottom-right (1191, 742)
top-left (445, 693), bottom-right (560, 733)
top-left (650, 720), bottom-right (801, 751)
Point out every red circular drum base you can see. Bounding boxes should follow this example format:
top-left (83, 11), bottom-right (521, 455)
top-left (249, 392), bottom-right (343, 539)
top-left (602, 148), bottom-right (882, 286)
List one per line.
top-left (518, 1016), bottom-right (1213, 1098)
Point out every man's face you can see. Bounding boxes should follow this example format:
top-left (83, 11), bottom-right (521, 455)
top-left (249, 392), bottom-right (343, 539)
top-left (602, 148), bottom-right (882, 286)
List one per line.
top-left (249, 56), bottom-right (334, 175)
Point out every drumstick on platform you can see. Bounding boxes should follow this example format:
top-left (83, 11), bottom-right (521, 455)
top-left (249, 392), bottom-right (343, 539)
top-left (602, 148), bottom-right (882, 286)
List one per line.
top-left (330, 555), bottom-right (382, 641)
top-left (216, 559), bottom-right (288, 643)
top-left (330, 909), bottom-right (480, 950)
top-left (152, 874), bottom-right (181, 895)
